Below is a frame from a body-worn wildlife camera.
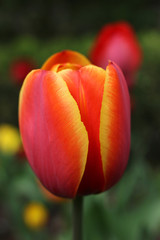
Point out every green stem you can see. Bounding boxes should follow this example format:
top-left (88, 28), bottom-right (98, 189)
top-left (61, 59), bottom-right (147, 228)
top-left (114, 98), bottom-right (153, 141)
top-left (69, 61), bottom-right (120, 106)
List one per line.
top-left (72, 196), bottom-right (83, 240)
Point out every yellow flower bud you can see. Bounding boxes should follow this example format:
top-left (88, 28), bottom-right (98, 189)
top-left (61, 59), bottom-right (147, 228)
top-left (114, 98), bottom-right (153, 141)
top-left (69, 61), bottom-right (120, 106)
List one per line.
top-left (0, 124), bottom-right (21, 154)
top-left (23, 202), bottom-right (49, 230)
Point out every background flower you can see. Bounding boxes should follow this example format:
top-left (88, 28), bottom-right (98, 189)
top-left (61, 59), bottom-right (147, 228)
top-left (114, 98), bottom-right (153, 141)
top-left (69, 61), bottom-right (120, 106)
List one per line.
top-left (89, 21), bottom-right (142, 89)
top-left (0, 124), bottom-right (21, 155)
top-left (23, 202), bottom-right (49, 230)
top-left (10, 58), bottom-right (36, 85)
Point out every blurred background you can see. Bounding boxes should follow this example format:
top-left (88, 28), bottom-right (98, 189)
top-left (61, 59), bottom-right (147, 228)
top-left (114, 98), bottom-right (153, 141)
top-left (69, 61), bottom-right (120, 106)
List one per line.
top-left (0, 0), bottom-right (160, 239)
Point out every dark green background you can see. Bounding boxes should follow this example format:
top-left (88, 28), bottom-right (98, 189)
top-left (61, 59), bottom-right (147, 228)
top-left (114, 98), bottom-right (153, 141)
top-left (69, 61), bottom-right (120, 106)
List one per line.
top-left (0, 0), bottom-right (159, 41)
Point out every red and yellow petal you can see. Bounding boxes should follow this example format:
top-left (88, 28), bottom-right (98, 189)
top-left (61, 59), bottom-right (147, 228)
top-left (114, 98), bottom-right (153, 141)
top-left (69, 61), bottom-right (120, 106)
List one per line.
top-left (100, 61), bottom-right (130, 190)
top-left (59, 65), bottom-right (106, 195)
top-left (42, 50), bottom-right (90, 71)
top-left (51, 63), bottom-right (82, 73)
top-left (19, 69), bottom-right (88, 198)
top-left (38, 180), bottom-right (68, 203)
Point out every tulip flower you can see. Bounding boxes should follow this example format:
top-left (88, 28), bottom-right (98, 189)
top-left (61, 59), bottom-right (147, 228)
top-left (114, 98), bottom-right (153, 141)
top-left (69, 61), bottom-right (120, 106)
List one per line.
top-left (19, 50), bottom-right (130, 199)
top-left (38, 180), bottom-right (68, 203)
top-left (89, 21), bottom-right (142, 89)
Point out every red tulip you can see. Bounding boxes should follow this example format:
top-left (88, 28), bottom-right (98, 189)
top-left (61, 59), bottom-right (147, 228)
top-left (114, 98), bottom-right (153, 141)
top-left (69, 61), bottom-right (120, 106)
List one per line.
top-left (10, 58), bottom-right (36, 85)
top-left (38, 180), bottom-right (68, 203)
top-left (89, 21), bottom-right (142, 89)
top-left (19, 50), bottom-right (130, 198)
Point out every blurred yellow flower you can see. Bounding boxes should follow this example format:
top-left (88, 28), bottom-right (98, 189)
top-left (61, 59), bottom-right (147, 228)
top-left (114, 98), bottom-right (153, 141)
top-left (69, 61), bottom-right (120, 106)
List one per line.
top-left (0, 124), bottom-right (21, 154)
top-left (23, 202), bottom-right (49, 230)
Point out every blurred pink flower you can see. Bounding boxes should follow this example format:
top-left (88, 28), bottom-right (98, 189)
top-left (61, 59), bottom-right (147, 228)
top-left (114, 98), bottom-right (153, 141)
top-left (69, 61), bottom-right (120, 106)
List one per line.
top-left (89, 21), bottom-right (142, 89)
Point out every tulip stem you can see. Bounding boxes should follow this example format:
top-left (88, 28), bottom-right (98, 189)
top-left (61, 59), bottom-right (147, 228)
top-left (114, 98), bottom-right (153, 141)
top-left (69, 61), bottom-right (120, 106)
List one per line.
top-left (73, 196), bottom-right (83, 240)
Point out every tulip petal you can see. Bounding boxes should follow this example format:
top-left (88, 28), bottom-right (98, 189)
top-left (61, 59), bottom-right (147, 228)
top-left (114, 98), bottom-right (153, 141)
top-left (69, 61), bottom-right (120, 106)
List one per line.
top-left (100, 61), bottom-right (130, 190)
top-left (19, 70), bottom-right (89, 198)
top-left (59, 65), bottom-right (106, 195)
top-left (51, 63), bottom-right (82, 73)
top-left (42, 50), bottom-right (90, 70)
